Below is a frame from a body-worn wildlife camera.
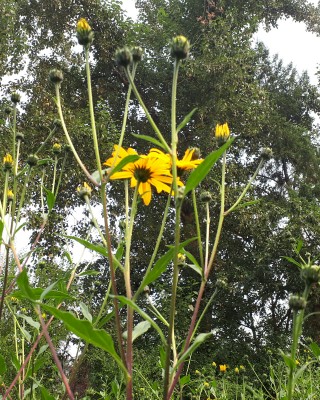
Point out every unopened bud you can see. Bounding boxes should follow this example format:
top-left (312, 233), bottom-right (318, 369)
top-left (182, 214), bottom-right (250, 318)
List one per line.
top-left (301, 265), bottom-right (320, 285)
top-left (171, 35), bottom-right (190, 60)
top-left (27, 154), bottom-right (39, 167)
top-left (11, 92), bottom-right (21, 104)
top-left (131, 46), bottom-right (143, 63)
top-left (49, 69), bottom-right (64, 85)
top-left (77, 182), bottom-right (92, 201)
top-left (289, 295), bottom-right (307, 311)
top-left (261, 147), bottom-right (273, 160)
top-left (200, 191), bottom-right (212, 203)
top-left (115, 47), bottom-right (132, 68)
top-left (76, 18), bottom-right (94, 46)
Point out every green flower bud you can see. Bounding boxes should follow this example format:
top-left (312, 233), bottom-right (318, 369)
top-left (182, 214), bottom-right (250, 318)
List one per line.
top-left (27, 154), bottom-right (39, 167)
top-left (200, 191), bottom-right (212, 203)
top-left (261, 147), bottom-right (273, 160)
top-left (115, 47), bottom-right (132, 68)
top-left (131, 46), bottom-right (144, 63)
top-left (49, 69), bottom-right (64, 85)
top-left (216, 278), bottom-right (228, 290)
top-left (16, 132), bottom-right (24, 142)
top-left (289, 295), bottom-right (307, 311)
top-left (4, 106), bottom-right (12, 115)
top-left (190, 147), bottom-right (201, 160)
top-left (53, 118), bottom-right (62, 128)
top-left (11, 92), bottom-right (21, 104)
top-left (301, 264), bottom-right (320, 285)
top-left (170, 35), bottom-right (190, 60)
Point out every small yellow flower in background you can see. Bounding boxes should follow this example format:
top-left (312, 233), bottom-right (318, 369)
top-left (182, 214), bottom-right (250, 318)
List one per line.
top-left (234, 367), bottom-right (240, 374)
top-left (177, 253), bottom-right (186, 265)
top-left (3, 153), bottom-right (13, 171)
top-left (7, 189), bottom-right (14, 202)
top-left (77, 182), bottom-right (92, 201)
top-left (52, 143), bottom-right (62, 154)
top-left (76, 18), bottom-right (94, 46)
top-left (295, 359), bottom-right (300, 366)
top-left (239, 365), bottom-right (246, 371)
top-left (203, 381), bottom-right (210, 387)
top-left (215, 122), bottom-right (230, 143)
top-left (212, 361), bottom-right (217, 367)
top-left (195, 369), bottom-right (201, 375)
top-left (41, 313), bottom-right (47, 320)
top-left (219, 364), bottom-right (227, 373)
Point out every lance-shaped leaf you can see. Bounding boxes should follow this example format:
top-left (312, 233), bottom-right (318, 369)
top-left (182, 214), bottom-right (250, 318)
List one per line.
top-left (40, 304), bottom-right (127, 376)
top-left (131, 133), bottom-right (167, 150)
top-left (184, 138), bottom-right (234, 196)
top-left (176, 108), bottom-right (197, 134)
top-left (123, 321), bottom-right (151, 343)
top-left (176, 332), bottom-right (212, 368)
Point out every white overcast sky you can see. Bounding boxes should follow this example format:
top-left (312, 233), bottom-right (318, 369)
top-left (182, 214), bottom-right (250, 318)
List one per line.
top-left (122, 0), bottom-right (320, 85)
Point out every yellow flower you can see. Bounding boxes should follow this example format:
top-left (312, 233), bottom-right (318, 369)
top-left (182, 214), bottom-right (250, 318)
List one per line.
top-left (195, 369), bottom-right (201, 375)
top-left (295, 359), bottom-right (300, 366)
top-left (215, 122), bottom-right (230, 143)
top-left (219, 364), bottom-right (227, 373)
top-left (76, 18), bottom-right (93, 46)
top-left (234, 367), bottom-right (240, 374)
top-left (203, 381), bottom-right (210, 387)
top-left (77, 18), bottom-right (91, 32)
top-left (7, 189), bottom-right (14, 202)
top-left (148, 147), bottom-right (203, 173)
top-left (239, 365), bottom-right (245, 371)
top-left (41, 313), bottom-right (47, 319)
top-left (212, 361), bottom-right (217, 367)
top-left (3, 153), bottom-right (13, 171)
top-left (104, 146), bottom-right (182, 206)
top-left (52, 143), bottom-right (62, 154)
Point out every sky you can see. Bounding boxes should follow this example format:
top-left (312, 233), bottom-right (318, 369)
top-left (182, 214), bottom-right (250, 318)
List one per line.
top-left (122, 0), bottom-right (320, 85)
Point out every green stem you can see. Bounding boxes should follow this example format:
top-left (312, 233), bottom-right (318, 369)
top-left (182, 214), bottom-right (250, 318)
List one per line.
top-left (133, 193), bottom-right (171, 301)
top-left (163, 59), bottom-right (181, 400)
top-left (224, 158), bottom-right (265, 217)
top-left (85, 48), bottom-right (103, 182)
top-left (35, 126), bottom-right (56, 156)
top-left (55, 84), bottom-right (98, 186)
top-left (192, 189), bottom-right (204, 268)
top-left (125, 67), bottom-right (170, 153)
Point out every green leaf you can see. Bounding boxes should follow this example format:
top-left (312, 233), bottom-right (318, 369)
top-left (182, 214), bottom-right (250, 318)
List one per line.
top-left (179, 375), bottom-right (190, 386)
top-left (176, 333), bottom-right (212, 368)
top-left (176, 108), bottom-right (197, 133)
top-left (0, 221), bottom-right (3, 241)
top-left (43, 187), bottom-right (55, 212)
top-left (39, 304), bottom-right (127, 376)
top-left (183, 250), bottom-right (203, 277)
top-left (230, 199), bottom-right (261, 212)
top-left (113, 295), bottom-right (166, 344)
top-left (65, 235), bottom-right (108, 257)
top-left (40, 280), bottom-right (59, 302)
top-left (131, 133), bottom-right (167, 150)
top-left (309, 341), bottom-right (320, 357)
top-left (109, 154), bottom-right (140, 176)
top-left (18, 314), bottom-right (40, 331)
top-left (16, 269), bottom-right (38, 301)
top-left (123, 321), bottom-right (151, 343)
top-left (11, 353), bottom-right (21, 371)
top-left (280, 351), bottom-right (296, 369)
top-left (40, 386), bottom-right (55, 400)
top-left (282, 257), bottom-right (302, 269)
top-left (77, 270), bottom-right (101, 277)
top-left (0, 354), bottom-right (7, 375)
top-left (184, 138), bottom-right (234, 195)
top-left (37, 344), bottom-right (49, 357)
top-left (80, 302), bottom-right (92, 323)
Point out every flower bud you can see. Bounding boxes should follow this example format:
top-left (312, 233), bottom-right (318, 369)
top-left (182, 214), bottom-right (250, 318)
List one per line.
top-left (200, 191), bottom-right (212, 203)
top-left (177, 252), bottom-right (186, 265)
top-left (49, 69), bottom-right (64, 85)
top-left (170, 35), bottom-right (190, 60)
top-left (5, 106), bottom-right (12, 115)
top-left (115, 47), bottom-right (132, 68)
top-left (76, 18), bottom-right (94, 46)
top-left (216, 278), bottom-right (228, 290)
top-left (3, 153), bottom-right (13, 172)
top-left (131, 46), bottom-right (143, 63)
top-left (261, 147), bottom-right (273, 160)
top-left (301, 264), bottom-right (320, 285)
top-left (289, 295), bottom-right (307, 311)
top-left (16, 132), bottom-right (24, 142)
top-left (27, 154), bottom-right (39, 167)
top-left (7, 189), bottom-right (14, 203)
top-left (11, 92), bottom-right (21, 104)
top-left (52, 143), bottom-right (62, 155)
top-left (190, 147), bottom-right (201, 160)
top-left (53, 118), bottom-right (62, 128)
top-left (215, 122), bottom-right (230, 144)
top-left (77, 182), bottom-right (92, 201)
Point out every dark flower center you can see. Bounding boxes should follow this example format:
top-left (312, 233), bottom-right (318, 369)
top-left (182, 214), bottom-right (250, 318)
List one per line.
top-left (134, 167), bottom-right (151, 183)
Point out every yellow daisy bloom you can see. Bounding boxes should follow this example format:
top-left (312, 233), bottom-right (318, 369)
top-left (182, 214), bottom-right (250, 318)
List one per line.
top-left (104, 146), bottom-right (180, 206)
top-left (215, 122), bottom-right (230, 142)
top-left (148, 148), bottom-right (203, 172)
top-left (219, 364), bottom-right (227, 373)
